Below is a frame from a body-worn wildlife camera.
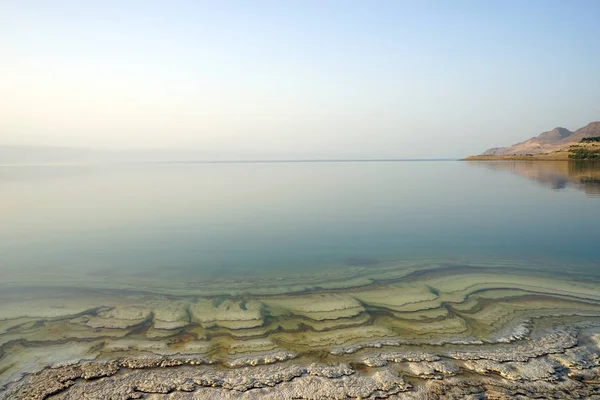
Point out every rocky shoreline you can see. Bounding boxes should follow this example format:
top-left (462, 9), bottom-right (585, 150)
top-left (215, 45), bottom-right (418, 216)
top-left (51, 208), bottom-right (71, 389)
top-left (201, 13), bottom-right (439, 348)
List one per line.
top-left (4, 325), bottom-right (600, 399)
top-left (2, 262), bottom-right (600, 399)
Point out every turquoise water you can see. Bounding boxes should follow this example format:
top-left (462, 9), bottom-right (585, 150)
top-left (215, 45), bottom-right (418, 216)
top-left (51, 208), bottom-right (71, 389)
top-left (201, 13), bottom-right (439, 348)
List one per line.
top-left (0, 160), bottom-right (599, 284)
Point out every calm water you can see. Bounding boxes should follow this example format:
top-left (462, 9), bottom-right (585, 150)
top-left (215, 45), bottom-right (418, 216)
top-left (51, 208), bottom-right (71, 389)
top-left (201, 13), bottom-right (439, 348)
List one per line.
top-left (3, 160), bottom-right (600, 393)
top-left (1, 160), bottom-right (599, 287)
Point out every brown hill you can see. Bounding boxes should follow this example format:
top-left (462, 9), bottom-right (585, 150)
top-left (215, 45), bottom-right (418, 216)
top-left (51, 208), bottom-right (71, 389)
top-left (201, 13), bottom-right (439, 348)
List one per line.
top-left (479, 122), bottom-right (600, 156)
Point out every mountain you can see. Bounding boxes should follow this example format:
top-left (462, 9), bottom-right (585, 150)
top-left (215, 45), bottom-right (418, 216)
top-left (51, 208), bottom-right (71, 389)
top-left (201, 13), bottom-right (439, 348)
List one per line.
top-left (0, 145), bottom-right (252, 165)
top-left (0, 145), bottom-right (99, 164)
top-left (479, 122), bottom-right (600, 156)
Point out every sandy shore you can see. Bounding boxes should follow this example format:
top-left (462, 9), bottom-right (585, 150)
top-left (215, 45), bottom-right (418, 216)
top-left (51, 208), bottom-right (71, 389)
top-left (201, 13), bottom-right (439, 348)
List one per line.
top-left (462, 154), bottom-right (571, 161)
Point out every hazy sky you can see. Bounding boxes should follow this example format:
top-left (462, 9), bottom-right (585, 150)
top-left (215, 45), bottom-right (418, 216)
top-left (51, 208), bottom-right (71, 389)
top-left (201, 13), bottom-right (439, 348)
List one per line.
top-left (1, 1), bottom-right (599, 158)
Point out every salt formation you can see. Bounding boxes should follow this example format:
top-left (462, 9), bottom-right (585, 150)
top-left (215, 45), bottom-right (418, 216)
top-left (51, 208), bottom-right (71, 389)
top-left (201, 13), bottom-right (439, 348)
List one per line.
top-left (1, 263), bottom-right (600, 398)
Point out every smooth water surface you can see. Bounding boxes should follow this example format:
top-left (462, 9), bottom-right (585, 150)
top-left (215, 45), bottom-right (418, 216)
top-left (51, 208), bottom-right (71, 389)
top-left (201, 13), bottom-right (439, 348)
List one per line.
top-left (1, 160), bottom-right (599, 288)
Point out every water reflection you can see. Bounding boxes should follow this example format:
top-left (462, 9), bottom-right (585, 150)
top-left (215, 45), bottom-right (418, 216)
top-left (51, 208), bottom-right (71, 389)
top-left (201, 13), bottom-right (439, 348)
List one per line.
top-left (467, 161), bottom-right (600, 196)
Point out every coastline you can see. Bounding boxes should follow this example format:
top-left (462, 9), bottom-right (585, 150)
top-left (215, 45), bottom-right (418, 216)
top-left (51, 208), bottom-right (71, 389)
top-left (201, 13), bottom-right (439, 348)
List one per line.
top-left (463, 141), bottom-right (600, 161)
top-left (2, 261), bottom-right (600, 399)
top-left (461, 154), bottom-right (571, 161)
top-left (5, 326), bottom-right (600, 399)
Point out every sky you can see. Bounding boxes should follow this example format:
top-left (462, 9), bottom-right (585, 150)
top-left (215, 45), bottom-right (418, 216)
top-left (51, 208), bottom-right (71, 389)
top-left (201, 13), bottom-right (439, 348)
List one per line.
top-left (1, 0), bottom-right (600, 159)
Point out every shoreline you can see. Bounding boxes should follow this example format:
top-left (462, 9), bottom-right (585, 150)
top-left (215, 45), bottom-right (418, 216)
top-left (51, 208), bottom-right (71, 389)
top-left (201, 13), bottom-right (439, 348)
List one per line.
top-left (2, 262), bottom-right (600, 399)
top-left (4, 323), bottom-right (600, 399)
top-left (461, 155), bottom-right (572, 161)
top-left (463, 141), bottom-right (600, 161)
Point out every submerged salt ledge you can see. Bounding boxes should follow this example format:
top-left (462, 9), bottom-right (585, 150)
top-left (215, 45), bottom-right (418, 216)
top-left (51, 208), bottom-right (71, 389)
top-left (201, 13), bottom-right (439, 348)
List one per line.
top-left (2, 263), bottom-right (600, 398)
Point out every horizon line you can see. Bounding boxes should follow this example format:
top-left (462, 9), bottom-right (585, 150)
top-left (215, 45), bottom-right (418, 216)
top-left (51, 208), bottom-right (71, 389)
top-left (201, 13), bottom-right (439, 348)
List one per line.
top-left (0, 158), bottom-right (460, 167)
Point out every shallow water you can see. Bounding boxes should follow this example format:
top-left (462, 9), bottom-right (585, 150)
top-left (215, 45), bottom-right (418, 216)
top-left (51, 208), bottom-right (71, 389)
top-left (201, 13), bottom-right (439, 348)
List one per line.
top-left (1, 160), bottom-right (600, 395)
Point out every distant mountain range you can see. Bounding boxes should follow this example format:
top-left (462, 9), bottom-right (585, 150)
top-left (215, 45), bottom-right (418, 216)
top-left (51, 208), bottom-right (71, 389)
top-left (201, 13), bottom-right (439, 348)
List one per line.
top-left (0, 146), bottom-right (262, 165)
top-left (0, 145), bottom-right (451, 165)
top-left (478, 121), bottom-right (600, 156)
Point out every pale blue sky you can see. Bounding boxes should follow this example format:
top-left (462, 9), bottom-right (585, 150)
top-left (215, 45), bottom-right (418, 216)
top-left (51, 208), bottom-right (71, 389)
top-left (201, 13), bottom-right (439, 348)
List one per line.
top-left (1, 0), bottom-right (599, 158)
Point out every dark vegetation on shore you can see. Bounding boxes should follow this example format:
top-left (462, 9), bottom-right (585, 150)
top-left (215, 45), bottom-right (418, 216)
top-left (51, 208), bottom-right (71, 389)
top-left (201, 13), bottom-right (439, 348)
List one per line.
top-left (580, 136), bottom-right (600, 143)
top-left (569, 137), bottom-right (600, 160)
